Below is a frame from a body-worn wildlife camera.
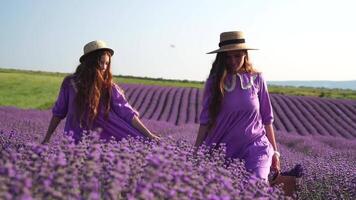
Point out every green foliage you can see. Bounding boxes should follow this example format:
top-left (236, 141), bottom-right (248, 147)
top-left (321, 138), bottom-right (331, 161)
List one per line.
top-left (268, 85), bottom-right (356, 100)
top-left (0, 68), bottom-right (355, 110)
top-left (114, 76), bottom-right (203, 88)
top-left (0, 71), bottom-right (62, 109)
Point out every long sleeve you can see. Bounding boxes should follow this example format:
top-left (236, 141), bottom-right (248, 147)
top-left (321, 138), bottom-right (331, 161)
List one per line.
top-left (199, 78), bottom-right (213, 125)
top-left (257, 73), bottom-right (274, 125)
top-left (52, 77), bottom-right (70, 119)
top-left (111, 84), bottom-right (139, 123)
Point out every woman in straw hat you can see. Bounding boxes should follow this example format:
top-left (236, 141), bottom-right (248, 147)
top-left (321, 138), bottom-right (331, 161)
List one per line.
top-left (194, 31), bottom-right (280, 181)
top-left (42, 40), bottom-right (160, 144)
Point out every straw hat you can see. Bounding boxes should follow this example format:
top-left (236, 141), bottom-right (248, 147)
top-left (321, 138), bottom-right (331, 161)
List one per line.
top-left (207, 31), bottom-right (258, 54)
top-left (79, 40), bottom-right (114, 62)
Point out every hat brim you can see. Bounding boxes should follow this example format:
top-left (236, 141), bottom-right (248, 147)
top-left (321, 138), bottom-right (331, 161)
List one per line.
top-left (79, 48), bottom-right (114, 62)
top-left (207, 44), bottom-right (258, 54)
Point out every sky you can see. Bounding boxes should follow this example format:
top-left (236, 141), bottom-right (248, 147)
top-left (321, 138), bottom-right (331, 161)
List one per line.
top-left (1, 0), bottom-right (356, 81)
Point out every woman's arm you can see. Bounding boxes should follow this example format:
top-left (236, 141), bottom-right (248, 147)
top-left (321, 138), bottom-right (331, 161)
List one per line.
top-left (194, 124), bottom-right (209, 147)
top-left (265, 124), bottom-right (281, 172)
top-left (131, 115), bottom-right (160, 141)
top-left (41, 116), bottom-right (62, 144)
top-left (265, 124), bottom-right (278, 151)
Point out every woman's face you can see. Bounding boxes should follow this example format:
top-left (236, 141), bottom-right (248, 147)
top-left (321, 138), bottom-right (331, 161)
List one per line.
top-left (98, 54), bottom-right (110, 73)
top-left (225, 50), bottom-right (246, 73)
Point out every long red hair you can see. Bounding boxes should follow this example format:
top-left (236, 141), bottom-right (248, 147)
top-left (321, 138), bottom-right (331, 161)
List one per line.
top-left (74, 50), bottom-right (113, 128)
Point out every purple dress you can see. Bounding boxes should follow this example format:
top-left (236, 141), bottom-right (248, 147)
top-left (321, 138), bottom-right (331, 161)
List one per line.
top-left (199, 72), bottom-right (274, 180)
top-left (52, 75), bottom-right (144, 143)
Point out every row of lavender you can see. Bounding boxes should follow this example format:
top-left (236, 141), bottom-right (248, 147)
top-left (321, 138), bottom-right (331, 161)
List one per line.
top-left (1, 106), bottom-right (355, 199)
top-left (120, 84), bottom-right (356, 138)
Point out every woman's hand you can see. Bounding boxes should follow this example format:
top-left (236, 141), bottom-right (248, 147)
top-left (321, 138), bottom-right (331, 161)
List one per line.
top-left (194, 125), bottom-right (209, 147)
top-left (41, 138), bottom-right (49, 145)
top-left (42, 116), bottom-right (62, 145)
top-left (131, 116), bottom-right (161, 141)
top-left (271, 153), bottom-right (281, 173)
top-left (148, 132), bottom-right (161, 142)
top-left (265, 124), bottom-right (281, 173)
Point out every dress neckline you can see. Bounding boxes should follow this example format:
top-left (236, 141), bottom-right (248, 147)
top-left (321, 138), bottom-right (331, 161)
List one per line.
top-left (224, 73), bottom-right (257, 92)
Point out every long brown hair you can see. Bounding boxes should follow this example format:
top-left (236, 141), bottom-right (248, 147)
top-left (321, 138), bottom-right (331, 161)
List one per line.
top-left (207, 50), bottom-right (257, 129)
top-left (74, 50), bottom-right (113, 128)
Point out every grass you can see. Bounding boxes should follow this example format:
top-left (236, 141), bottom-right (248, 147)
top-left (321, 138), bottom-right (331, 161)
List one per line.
top-left (268, 85), bottom-right (356, 100)
top-left (115, 75), bottom-right (203, 88)
top-left (0, 68), bottom-right (203, 109)
top-left (0, 71), bottom-right (63, 109)
top-left (0, 68), bottom-right (355, 110)
top-left (0, 68), bottom-right (203, 88)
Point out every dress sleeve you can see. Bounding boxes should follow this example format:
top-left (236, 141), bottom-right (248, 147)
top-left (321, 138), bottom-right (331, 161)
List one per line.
top-left (52, 77), bottom-right (70, 119)
top-left (199, 78), bottom-right (213, 125)
top-left (257, 73), bottom-right (274, 125)
top-left (111, 84), bottom-right (139, 123)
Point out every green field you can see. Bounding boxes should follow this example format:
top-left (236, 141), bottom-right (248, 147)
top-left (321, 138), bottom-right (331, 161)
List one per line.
top-left (1, 68), bottom-right (355, 109)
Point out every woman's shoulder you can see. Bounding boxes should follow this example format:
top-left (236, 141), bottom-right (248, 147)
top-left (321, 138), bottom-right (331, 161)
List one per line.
top-left (254, 72), bottom-right (266, 82)
top-left (244, 71), bottom-right (265, 81)
top-left (206, 74), bottom-right (217, 83)
top-left (112, 82), bottom-right (122, 90)
top-left (244, 70), bottom-right (261, 77)
top-left (204, 75), bottom-right (216, 89)
top-left (63, 74), bottom-right (76, 81)
top-left (111, 83), bottom-right (126, 96)
top-left (61, 74), bottom-right (76, 88)
top-left (249, 72), bottom-right (268, 89)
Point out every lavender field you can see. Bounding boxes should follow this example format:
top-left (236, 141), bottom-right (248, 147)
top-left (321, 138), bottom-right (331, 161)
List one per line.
top-left (120, 84), bottom-right (356, 139)
top-left (1, 83), bottom-right (356, 199)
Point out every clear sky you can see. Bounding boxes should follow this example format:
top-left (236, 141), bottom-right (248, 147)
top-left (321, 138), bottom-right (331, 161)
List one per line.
top-left (1, 0), bottom-right (356, 81)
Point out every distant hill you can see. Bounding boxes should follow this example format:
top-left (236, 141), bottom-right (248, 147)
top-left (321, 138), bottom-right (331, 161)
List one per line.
top-left (268, 80), bottom-right (356, 91)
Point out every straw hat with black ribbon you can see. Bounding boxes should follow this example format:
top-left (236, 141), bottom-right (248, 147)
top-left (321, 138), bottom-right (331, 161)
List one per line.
top-left (207, 31), bottom-right (258, 54)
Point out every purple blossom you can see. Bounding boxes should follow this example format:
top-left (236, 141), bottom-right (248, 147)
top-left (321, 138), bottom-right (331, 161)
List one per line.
top-left (1, 84), bottom-right (356, 199)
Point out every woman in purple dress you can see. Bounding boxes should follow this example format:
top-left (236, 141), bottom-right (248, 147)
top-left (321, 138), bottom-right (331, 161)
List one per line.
top-left (42, 40), bottom-right (160, 144)
top-left (194, 31), bottom-right (281, 181)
